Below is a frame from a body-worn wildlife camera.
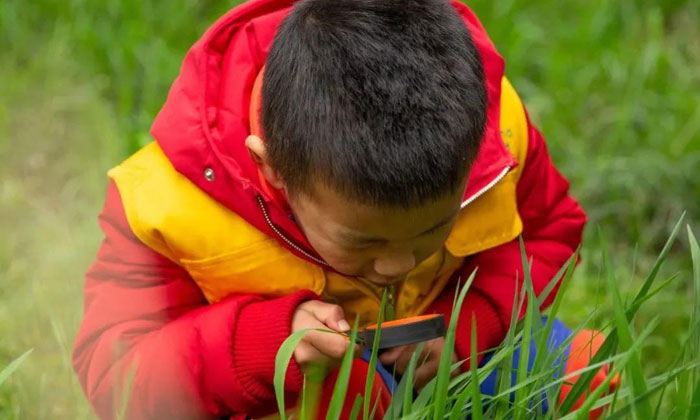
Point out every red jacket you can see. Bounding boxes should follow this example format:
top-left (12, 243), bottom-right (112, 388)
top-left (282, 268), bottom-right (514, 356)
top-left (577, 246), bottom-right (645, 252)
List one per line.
top-left (72, 0), bottom-right (586, 418)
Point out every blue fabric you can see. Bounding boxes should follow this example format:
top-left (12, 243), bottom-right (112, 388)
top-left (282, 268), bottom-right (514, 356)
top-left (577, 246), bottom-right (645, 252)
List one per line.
top-left (360, 349), bottom-right (399, 393)
top-left (477, 317), bottom-right (572, 413)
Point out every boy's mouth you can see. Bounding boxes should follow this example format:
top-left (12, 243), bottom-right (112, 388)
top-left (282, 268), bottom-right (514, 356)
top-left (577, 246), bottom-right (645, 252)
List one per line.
top-left (358, 275), bottom-right (405, 287)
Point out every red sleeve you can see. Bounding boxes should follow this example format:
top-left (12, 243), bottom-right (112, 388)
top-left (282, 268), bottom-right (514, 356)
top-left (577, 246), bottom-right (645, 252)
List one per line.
top-left (427, 115), bottom-right (586, 364)
top-left (72, 181), bottom-right (316, 420)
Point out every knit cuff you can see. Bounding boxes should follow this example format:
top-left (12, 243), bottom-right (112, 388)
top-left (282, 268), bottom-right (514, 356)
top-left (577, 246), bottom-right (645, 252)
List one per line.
top-left (231, 290), bottom-right (318, 402)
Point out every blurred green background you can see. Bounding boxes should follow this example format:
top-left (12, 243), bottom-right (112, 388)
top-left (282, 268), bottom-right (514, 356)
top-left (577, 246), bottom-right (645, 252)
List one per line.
top-left (1, 0), bottom-right (698, 417)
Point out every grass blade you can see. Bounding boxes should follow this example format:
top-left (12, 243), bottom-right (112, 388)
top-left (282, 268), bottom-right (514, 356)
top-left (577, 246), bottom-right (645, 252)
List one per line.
top-left (688, 226), bottom-right (700, 354)
top-left (688, 226), bottom-right (700, 420)
top-left (349, 394), bottom-right (363, 420)
top-left (432, 270), bottom-right (477, 420)
top-left (652, 382), bottom-right (667, 420)
top-left (409, 346), bottom-right (438, 412)
top-left (381, 342), bottom-right (424, 420)
top-left (494, 281), bottom-right (525, 419)
top-left (688, 374), bottom-right (700, 420)
top-left (0, 348), bottom-right (33, 386)
top-left (602, 231), bottom-right (653, 419)
top-left (274, 328), bottom-right (314, 420)
top-left (470, 317), bottom-right (484, 419)
top-left (627, 212), bottom-right (685, 318)
top-left (535, 248), bottom-right (579, 370)
top-left (630, 273), bottom-right (679, 309)
top-left (449, 386), bottom-right (472, 420)
top-left (402, 342), bottom-right (424, 417)
top-left (300, 364), bottom-right (325, 420)
top-left (299, 377), bottom-right (307, 420)
top-left (326, 316), bottom-right (360, 420)
top-left (364, 292), bottom-right (387, 420)
top-left (535, 250), bottom-right (578, 307)
top-left (534, 248), bottom-right (580, 416)
top-left (513, 237), bottom-right (542, 420)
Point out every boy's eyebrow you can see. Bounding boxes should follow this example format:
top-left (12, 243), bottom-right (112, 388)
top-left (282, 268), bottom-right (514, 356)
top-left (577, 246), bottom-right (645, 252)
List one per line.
top-left (340, 214), bottom-right (456, 243)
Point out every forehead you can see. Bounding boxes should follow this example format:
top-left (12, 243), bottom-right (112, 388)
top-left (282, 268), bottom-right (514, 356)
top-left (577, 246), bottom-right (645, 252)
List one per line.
top-left (293, 181), bottom-right (465, 241)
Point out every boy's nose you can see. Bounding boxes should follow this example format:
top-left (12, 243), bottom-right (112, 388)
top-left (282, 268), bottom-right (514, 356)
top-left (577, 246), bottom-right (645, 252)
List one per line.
top-left (373, 252), bottom-right (416, 280)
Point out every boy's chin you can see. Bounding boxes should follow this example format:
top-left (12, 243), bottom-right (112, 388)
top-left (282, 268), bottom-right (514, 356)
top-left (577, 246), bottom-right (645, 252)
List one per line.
top-left (326, 263), bottom-right (405, 286)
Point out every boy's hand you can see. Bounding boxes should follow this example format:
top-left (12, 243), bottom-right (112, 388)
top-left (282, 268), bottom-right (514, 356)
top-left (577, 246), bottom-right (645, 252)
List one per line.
top-left (378, 337), bottom-right (458, 390)
top-left (291, 301), bottom-right (357, 370)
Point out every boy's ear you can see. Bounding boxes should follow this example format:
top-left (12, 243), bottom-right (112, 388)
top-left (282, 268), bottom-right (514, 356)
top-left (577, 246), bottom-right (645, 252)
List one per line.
top-left (245, 135), bottom-right (285, 189)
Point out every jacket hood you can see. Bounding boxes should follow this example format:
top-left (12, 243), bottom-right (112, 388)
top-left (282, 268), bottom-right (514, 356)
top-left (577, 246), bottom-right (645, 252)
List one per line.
top-left (151, 0), bottom-right (513, 265)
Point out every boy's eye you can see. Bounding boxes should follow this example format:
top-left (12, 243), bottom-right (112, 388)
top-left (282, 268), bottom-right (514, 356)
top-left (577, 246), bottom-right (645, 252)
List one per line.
top-left (338, 224), bottom-right (450, 251)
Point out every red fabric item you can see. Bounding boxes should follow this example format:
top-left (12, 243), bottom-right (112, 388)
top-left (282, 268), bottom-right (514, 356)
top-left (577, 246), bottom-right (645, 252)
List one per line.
top-left (426, 113), bottom-right (587, 366)
top-left (72, 181), bottom-right (316, 419)
top-left (316, 361), bottom-right (392, 420)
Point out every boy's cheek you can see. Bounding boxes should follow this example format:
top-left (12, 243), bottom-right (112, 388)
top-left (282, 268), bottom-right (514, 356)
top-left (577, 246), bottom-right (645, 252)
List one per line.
top-left (318, 249), bottom-right (373, 277)
top-left (303, 233), bottom-right (362, 272)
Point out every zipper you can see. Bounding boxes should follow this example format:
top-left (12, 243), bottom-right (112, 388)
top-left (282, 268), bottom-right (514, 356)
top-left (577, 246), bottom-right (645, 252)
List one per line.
top-left (460, 166), bottom-right (511, 209)
top-left (256, 195), bottom-right (329, 266)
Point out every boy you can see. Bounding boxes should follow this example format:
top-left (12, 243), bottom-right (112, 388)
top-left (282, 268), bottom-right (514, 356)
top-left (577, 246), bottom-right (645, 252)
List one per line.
top-left (72, 0), bottom-right (592, 418)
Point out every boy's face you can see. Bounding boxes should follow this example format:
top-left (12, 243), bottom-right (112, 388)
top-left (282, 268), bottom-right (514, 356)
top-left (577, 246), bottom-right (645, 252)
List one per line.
top-left (246, 134), bottom-right (465, 286)
top-left (288, 181), bottom-right (465, 286)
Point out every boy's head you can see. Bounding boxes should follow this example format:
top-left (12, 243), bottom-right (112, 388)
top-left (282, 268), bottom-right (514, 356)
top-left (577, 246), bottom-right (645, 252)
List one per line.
top-left (246, 0), bottom-right (487, 285)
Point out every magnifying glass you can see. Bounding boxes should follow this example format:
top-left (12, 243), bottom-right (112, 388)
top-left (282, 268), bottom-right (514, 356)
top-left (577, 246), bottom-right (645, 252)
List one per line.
top-left (360, 314), bottom-right (446, 350)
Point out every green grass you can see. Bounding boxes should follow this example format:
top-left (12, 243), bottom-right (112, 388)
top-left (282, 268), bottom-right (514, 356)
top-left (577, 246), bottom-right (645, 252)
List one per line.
top-left (1, 0), bottom-right (699, 418)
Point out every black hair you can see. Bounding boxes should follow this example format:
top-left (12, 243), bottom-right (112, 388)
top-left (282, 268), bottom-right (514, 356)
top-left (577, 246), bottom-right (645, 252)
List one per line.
top-left (261, 0), bottom-right (487, 207)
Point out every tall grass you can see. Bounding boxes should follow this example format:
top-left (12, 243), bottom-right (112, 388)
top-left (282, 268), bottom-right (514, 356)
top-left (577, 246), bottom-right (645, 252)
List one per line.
top-left (274, 219), bottom-right (700, 418)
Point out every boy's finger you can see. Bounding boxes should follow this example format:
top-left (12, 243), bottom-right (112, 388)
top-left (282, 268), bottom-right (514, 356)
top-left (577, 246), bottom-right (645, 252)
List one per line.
top-left (305, 301), bottom-right (349, 332)
top-left (378, 346), bottom-right (405, 364)
top-left (393, 345), bottom-right (418, 374)
top-left (306, 328), bottom-right (351, 359)
top-left (412, 359), bottom-right (439, 390)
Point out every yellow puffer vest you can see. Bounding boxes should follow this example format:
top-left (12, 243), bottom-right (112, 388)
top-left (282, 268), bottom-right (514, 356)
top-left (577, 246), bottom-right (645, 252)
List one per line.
top-left (108, 77), bottom-right (528, 326)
